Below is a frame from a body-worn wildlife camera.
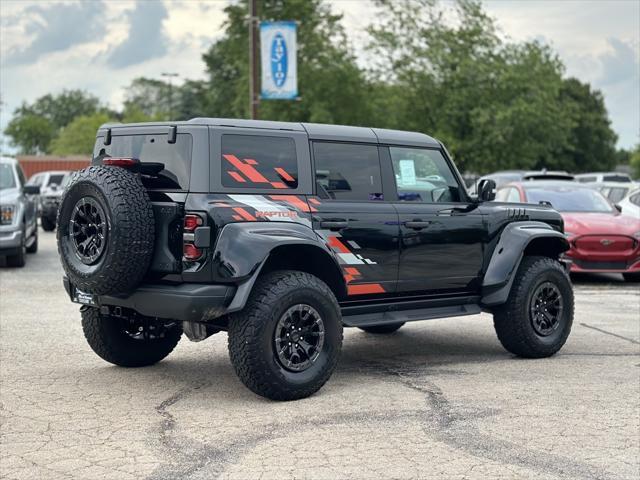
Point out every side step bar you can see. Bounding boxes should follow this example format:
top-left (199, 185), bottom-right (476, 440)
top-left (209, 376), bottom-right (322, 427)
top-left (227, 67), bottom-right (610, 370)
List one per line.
top-left (341, 304), bottom-right (482, 328)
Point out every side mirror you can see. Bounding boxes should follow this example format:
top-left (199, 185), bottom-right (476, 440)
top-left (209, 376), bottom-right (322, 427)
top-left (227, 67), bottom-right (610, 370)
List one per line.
top-left (23, 185), bottom-right (40, 195)
top-left (477, 179), bottom-right (496, 202)
top-left (614, 204), bottom-right (622, 213)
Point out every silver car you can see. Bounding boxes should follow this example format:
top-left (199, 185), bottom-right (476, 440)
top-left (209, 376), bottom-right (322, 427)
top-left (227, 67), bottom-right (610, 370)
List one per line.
top-left (0, 157), bottom-right (40, 267)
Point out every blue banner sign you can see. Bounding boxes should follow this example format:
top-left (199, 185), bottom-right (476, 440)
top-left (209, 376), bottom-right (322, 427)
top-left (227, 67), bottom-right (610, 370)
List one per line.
top-left (260, 21), bottom-right (298, 100)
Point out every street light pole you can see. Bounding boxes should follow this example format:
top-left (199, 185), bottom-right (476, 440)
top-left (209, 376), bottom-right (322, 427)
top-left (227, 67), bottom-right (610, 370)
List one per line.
top-left (161, 72), bottom-right (179, 120)
top-left (248, 0), bottom-right (259, 119)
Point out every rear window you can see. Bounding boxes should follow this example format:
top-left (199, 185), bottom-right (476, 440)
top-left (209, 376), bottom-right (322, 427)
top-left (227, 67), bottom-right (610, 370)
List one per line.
top-left (603, 174), bottom-right (631, 183)
top-left (221, 134), bottom-right (298, 189)
top-left (47, 174), bottom-right (65, 186)
top-left (94, 133), bottom-right (192, 190)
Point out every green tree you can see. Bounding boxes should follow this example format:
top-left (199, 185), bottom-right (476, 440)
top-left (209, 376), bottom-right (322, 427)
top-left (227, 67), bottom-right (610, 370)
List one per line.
top-left (123, 77), bottom-right (170, 119)
top-left (557, 78), bottom-right (617, 172)
top-left (50, 113), bottom-right (111, 155)
top-left (366, 0), bottom-right (601, 174)
top-left (201, 0), bottom-right (371, 124)
top-left (4, 114), bottom-right (55, 155)
top-left (5, 90), bottom-right (102, 154)
top-left (630, 146), bottom-right (640, 179)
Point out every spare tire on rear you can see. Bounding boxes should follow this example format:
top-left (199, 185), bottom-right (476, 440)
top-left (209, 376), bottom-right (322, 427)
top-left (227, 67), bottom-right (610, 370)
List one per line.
top-left (57, 166), bottom-right (155, 295)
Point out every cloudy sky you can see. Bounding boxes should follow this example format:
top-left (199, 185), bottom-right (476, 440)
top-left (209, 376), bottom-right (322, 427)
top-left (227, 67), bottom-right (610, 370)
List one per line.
top-left (1, 0), bottom-right (638, 151)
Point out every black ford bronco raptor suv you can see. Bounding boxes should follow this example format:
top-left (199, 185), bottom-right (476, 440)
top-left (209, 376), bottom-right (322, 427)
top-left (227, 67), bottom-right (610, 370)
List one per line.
top-left (57, 119), bottom-right (574, 401)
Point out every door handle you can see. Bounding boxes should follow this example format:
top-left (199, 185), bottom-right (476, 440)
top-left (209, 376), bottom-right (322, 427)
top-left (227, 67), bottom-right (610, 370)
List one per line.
top-left (404, 220), bottom-right (431, 230)
top-left (320, 220), bottom-right (348, 231)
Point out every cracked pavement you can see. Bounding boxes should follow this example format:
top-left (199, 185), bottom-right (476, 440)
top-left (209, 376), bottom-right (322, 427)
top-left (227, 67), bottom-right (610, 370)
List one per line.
top-left (1, 233), bottom-right (639, 479)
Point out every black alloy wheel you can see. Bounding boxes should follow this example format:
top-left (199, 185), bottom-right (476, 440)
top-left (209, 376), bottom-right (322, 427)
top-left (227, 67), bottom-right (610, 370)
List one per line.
top-left (274, 304), bottom-right (325, 372)
top-left (70, 197), bottom-right (107, 265)
top-left (529, 281), bottom-right (563, 336)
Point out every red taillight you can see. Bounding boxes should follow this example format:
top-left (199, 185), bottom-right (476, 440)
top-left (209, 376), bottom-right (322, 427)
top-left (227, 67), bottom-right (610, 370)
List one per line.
top-left (102, 157), bottom-right (140, 168)
top-left (184, 214), bottom-right (203, 232)
top-left (183, 243), bottom-right (203, 261)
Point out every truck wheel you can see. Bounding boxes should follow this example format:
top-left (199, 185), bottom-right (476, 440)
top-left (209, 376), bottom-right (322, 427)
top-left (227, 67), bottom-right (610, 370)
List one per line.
top-left (41, 216), bottom-right (56, 231)
top-left (26, 228), bottom-right (38, 254)
top-left (81, 307), bottom-right (182, 367)
top-left (6, 225), bottom-right (26, 267)
top-left (57, 166), bottom-right (154, 295)
top-left (228, 270), bottom-right (343, 401)
top-left (493, 256), bottom-right (573, 358)
top-left (359, 322), bottom-right (405, 334)
top-left (622, 273), bottom-right (640, 282)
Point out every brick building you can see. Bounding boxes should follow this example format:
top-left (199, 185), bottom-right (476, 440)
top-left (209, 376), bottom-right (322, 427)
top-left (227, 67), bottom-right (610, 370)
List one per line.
top-left (17, 155), bottom-right (90, 179)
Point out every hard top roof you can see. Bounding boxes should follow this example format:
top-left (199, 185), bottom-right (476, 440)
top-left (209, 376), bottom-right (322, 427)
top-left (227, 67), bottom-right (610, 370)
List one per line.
top-left (99, 118), bottom-right (440, 147)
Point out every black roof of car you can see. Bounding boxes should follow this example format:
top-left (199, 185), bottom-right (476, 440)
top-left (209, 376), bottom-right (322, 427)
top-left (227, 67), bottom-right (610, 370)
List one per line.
top-left (99, 118), bottom-right (441, 148)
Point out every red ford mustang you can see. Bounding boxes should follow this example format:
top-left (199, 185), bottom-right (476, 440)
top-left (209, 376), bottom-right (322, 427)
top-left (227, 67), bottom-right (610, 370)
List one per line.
top-left (496, 181), bottom-right (640, 282)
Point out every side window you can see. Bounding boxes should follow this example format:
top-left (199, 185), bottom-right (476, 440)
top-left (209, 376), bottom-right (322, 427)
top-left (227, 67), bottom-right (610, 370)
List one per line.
top-left (313, 142), bottom-right (383, 201)
top-left (390, 147), bottom-right (461, 203)
top-left (630, 193), bottom-right (640, 207)
top-left (495, 188), bottom-right (510, 202)
top-left (221, 134), bottom-right (298, 189)
top-left (16, 166), bottom-right (26, 187)
top-left (507, 188), bottom-right (521, 202)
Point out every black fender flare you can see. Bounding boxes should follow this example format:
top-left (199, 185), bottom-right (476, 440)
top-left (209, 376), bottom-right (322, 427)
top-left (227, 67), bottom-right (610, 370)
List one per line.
top-left (481, 221), bottom-right (569, 306)
top-left (211, 222), bottom-right (346, 313)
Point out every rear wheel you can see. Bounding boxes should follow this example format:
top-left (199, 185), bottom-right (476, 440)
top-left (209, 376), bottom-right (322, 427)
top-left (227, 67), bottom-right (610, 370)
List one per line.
top-left (6, 225), bottom-right (26, 267)
top-left (57, 166), bottom-right (154, 295)
top-left (81, 307), bottom-right (182, 367)
top-left (623, 273), bottom-right (640, 282)
top-left (359, 322), bottom-right (405, 334)
top-left (493, 256), bottom-right (573, 358)
top-left (41, 216), bottom-right (56, 231)
top-left (228, 271), bottom-right (343, 401)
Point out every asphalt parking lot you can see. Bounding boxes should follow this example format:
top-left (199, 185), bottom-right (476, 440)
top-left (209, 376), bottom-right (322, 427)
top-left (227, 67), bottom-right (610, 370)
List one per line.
top-left (1, 232), bottom-right (638, 480)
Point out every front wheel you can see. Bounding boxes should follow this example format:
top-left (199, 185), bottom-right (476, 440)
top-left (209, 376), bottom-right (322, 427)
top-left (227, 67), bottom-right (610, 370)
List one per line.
top-left (228, 271), bottom-right (343, 401)
top-left (81, 307), bottom-right (182, 367)
top-left (493, 256), bottom-right (573, 358)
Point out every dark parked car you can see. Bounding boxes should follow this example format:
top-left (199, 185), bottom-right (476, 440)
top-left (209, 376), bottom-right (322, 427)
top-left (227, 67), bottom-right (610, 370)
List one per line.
top-left (0, 157), bottom-right (39, 266)
top-left (57, 119), bottom-right (574, 400)
top-left (496, 181), bottom-right (640, 281)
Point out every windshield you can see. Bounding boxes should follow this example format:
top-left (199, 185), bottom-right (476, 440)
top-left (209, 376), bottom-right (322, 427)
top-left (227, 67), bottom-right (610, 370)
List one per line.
top-left (0, 164), bottom-right (16, 190)
top-left (47, 174), bottom-right (65, 186)
top-left (525, 187), bottom-right (614, 213)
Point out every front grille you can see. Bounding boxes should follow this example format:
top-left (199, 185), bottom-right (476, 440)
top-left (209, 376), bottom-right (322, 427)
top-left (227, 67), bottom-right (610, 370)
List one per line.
top-left (573, 260), bottom-right (628, 270)
top-left (574, 235), bottom-right (635, 253)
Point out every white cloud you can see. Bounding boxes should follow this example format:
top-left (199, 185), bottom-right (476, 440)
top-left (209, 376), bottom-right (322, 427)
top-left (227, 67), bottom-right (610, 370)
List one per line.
top-left (1, 0), bottom-right (638, 152)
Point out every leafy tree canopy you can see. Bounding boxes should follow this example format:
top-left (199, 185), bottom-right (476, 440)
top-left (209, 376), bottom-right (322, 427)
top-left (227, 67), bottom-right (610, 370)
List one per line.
top-left (50, 113), bottom-right (111, 156)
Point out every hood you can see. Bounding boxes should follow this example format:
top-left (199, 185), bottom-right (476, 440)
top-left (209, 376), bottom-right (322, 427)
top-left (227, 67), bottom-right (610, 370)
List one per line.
top-left (562, 212), bottom-right (640, 236)
top-left (0, 187), bottom-right (20, 205)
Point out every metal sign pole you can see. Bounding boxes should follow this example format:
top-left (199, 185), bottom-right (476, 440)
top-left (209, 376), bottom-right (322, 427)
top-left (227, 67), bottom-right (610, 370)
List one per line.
top-left (248, 0), bottom-right (259, 120)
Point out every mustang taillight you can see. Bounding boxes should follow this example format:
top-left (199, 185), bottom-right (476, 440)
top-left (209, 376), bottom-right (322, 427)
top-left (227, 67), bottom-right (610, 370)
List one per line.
top-left (102, 157), bottom-right (140, 168)
top-left (183, 212), bottom-right (205, 261)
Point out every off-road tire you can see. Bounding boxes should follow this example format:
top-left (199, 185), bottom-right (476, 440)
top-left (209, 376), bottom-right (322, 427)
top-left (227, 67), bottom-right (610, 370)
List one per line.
top-left (57, 166), bottom-right (154, 295)
top-left (41, 216), bottom-right (56, 231)
top-left (81, 307), bottom-right (182, 367)
top-left (26, 229), bottom-right (38, 254)
top-left (228, 270), bottom-right (343, 401)
top-left (493, 256), bottom-right (573, 358)
top-left (623, 273), bottom-right (640, 282)
top-left (359, 322), bottom-right (405, 334)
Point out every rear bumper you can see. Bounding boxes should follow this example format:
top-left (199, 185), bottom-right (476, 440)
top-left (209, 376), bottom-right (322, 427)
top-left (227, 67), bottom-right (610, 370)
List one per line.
top-left (63, 277), bottom-right (236, 322)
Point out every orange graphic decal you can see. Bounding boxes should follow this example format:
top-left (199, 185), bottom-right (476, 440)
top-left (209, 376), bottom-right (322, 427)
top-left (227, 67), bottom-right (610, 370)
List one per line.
top-left (223, 154), bottom-right (269, 183)
top-left (274, 167), bottom-right (295, 182)
top-left (347, 284), bottom-right (385, 295)
top-left (343, 267), bottom-right (360, 283)
top-left (269, 195), bottom-right (317, 212)
top-left (232, 207), bottom-right (257, 221)
top-left (270, 182), bottom-right (287, 189)
top-left (327, 236), bottom-right (350, 254)
top-left (227, 171), bottom-right (246, 183)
